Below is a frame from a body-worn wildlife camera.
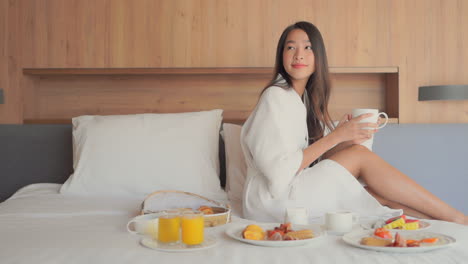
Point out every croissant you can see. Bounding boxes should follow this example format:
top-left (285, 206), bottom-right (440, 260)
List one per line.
top-left (198, 206), bottom-right (214, 215)
top-left (283, 229), bottom-right (314, 240)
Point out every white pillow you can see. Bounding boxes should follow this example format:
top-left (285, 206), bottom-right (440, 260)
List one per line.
top-left (60, 110), bottom-right (225, 199)
top-left (221, 123), bottom-right (247, 203)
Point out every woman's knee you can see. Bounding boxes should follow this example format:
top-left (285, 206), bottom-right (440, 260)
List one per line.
top-left (327, 144), bottom-right (371, 176)
top-left (348, 144), bottom-right (371, 154)
top-left (331, 144), bottom-right (370, 160)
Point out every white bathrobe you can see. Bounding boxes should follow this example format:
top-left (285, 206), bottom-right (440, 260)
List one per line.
top-left (240, 84), bottom-right (401, 223)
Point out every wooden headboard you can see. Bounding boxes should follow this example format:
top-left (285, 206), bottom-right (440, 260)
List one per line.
top-left (22, 67), bottom-right (399, 124)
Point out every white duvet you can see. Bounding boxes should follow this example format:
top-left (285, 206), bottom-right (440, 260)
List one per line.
top-left (1, 184), bottom-right (468, 264)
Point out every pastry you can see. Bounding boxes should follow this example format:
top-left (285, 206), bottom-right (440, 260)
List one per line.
top-left (283, 229), bottom-right (314, 240)
top-left (360, 237), bottom-right (392, 247)
top-left (198, 205), bottom-right (214, 215)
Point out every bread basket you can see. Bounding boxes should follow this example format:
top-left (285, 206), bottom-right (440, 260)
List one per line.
top-left (141, 190), bottom-right (231, 227)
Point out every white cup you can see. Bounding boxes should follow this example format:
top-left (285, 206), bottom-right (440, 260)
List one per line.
top-left (352, 108), bottom-right (389, 151)
top-left (325, 211), bottom-right (359, 234)
top-left (126, 213), bottom-right (160, 236)
top-left (285, 207), bottom-right (309, 225)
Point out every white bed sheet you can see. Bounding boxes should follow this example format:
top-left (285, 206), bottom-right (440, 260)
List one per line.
top-left (1, 184), bottom-right (468, 264)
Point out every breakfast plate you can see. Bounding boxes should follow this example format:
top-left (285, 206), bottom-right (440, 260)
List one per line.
top-left (225, 223), bottom-right (324, 247)
top-left (342, 230), bottom-right (456, 253)
top-left (140, 236), bottom-right (217, 252)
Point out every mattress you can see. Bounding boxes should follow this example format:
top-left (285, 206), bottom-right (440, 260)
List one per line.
top-left (1, 184), bottom-right (467, 264)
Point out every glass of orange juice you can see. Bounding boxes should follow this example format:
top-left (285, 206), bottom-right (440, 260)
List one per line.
top-left (181, 210), bottom-right (204, 245)
top-left (157, 210), bottom-right (180, 245)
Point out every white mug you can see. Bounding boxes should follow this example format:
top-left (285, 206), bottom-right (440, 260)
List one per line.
top-left (126, 213), bottom-right (160, 236)
top-left (352, 108), bottom-right (389, 151)
top-left (325, 211), bottom-right (359, 234)
top-left (285, 207), bottom-right (309, 225)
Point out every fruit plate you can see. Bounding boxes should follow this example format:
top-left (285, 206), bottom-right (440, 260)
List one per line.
top-left (342, 230), bottom-right (456, 253)
top-left (360, 218), bottom-right (431, 231)
top-left (225, 223), bottom-right (324, 247)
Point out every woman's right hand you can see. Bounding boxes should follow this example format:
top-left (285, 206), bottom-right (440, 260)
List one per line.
top-left (332, 113), bottom-right (378, 145)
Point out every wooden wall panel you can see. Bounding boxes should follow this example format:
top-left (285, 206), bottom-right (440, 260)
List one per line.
top-left (1, 0), bottom-right (468, 123)
top-left (0, 0), bottom-right (21, 123)
top-left (22, 72), bottom-right (388, 124)
top-left (23, 74), bottom-right (271, 124)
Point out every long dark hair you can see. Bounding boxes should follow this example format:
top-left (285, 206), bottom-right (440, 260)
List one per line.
top-left (263, 21), bottom-right (334, 143)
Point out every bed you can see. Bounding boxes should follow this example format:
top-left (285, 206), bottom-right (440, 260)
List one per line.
top-left (1, 111), bottom-right (468, 263)
top-left (1, 183), bottom-right (468, 263)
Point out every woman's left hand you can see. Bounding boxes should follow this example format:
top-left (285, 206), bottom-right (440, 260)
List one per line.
top-left (331, 113), bottom-right (378, 145)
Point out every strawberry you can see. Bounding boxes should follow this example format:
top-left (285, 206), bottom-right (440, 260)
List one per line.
top-left (385, 215), bottom-right (407, 224)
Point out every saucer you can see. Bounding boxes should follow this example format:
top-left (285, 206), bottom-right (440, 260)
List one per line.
top-left (321, 224), bottom-right (361, 236)
top-left (140, 236), bottom-right (217, 252)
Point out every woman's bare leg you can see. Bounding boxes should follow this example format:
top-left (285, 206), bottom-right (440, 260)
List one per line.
top-left (365, 187), bottom-right (434, 220)
top-left (328, 145), bottom-right (467, 225)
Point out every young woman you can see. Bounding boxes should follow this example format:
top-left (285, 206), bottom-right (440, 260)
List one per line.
top-left (240, 21), bottom-right (468, 225)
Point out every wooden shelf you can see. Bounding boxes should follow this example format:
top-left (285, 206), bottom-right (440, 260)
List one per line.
top-left (22, 66), bottom-right (399, 125)
top-left (23, 67), bottom-right (273, 75)
top-left (24, 117), bottom-right (399, 125)
top-left (329, 67), bottom-right (398, 73)
top-left (23, 117), bottom-right (246, 125)
top-left (388, 118), bottom-right (399, 124)
top-left (330, 118), bottom-right (399, 124)
top-left (22, 66), bottom-right (398, 76)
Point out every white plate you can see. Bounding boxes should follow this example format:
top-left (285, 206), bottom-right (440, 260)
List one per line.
top-left (360, 219), bottom-right (431, 231)
top-left (342, 230), bottom-right (456, 253)
top-left (225, 223), bottom-right (324, 247)
top-left (140, 236), bottom-right (217, 252)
